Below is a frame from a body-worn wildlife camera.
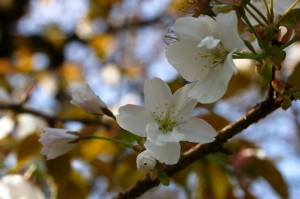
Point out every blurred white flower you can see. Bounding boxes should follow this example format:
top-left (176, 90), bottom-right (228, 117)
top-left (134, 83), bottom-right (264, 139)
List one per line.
top-left (166, 11), bottom-right (245, 103)
top-left (39, 128), bottom-right (78, 160)
top-left (69, 82), bottom-right (107, 115)
top-left (0, 174), bottom-right (44, 199)
top-left (116, 77), bottom-right (216, 164)
top-left (136, 150), bottom-right (156, 172)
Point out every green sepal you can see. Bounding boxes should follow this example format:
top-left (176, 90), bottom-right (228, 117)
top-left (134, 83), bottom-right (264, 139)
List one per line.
top-left (280, 8), bottom-right (300, 29)
top-left (156, 169), bottom-right (170, 186)
top-left (259, 61), bottom-right (273, 86)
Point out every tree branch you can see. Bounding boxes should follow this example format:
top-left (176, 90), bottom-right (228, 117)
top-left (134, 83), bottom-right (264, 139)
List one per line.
top-left (116, 99), bottom-right (280, 199)
top-left (0, 104), bottom-right (109, 128)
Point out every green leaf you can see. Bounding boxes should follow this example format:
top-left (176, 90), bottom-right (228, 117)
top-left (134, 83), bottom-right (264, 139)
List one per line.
top-left (259, 61), bottom-right (273, 86)
top-left (294, 90), bottom-right (300, 99)
top-left (207, 163), bottom-right (231, 199)
top-left (281, 8), bottom-right (300, 28)
top-left (157, 170), bottom-right (170, 186)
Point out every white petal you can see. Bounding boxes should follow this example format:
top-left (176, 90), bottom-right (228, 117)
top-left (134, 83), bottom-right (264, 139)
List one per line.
top-left (69, 82), bottom-right (107, 114)
top-left (144, 78), bottom-right (172, 116)
top-left (44, 145), bottom-right (75, 160)
top-left (146, 122), bottom-right (166, 146)
top-left (188, 52), bottom-right (236, 103)
top-left (198, 36), bottom-right (220, 49)
top-left (144, 140), bottom-right (180, 165)
top-left (116, 105), bottom-right (153, 137)
top-left (216, 11), bottom-right (245, 51)
top-left (166, 40), bottom-right (211, 82)
top-left (158, 130), bottom-right (185, 143)
top-left (179, 118), bottom-right (217, 143)
top-left (172, 16), bottom-right (216, 41)
top-left (171, 85), bottom-right (198, 122)
top-left (43, 128), bottom-right (77, 139)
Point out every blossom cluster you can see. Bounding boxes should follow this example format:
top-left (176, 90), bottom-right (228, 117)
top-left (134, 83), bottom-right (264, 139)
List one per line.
top-left (39, 11), bottom-right (244, 168)
top-left (38, 0), bottom-right (300, 175)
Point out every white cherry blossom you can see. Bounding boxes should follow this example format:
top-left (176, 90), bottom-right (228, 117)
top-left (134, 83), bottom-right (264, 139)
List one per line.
top-left (70, 82), bottom-right (107, 115)
top-left (166, 11), bottom-right (245, 103)
top-left (136, 150), bottom-right (156, 172)
top-left (116, 77), bottom-right (216, 164)
top-left (39, 128), bottom-right (78, 160)
top-left (0, 175), bottom-right (44, 199)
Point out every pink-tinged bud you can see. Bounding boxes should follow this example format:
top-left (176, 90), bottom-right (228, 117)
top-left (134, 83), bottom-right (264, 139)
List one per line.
top-left (280, 26), bottom-right (293, 45)
top-left (136, 150), bottom-right (156, 172)
top-left (133, 145), bottom-right (143, 153)
top-left (149, 170), bottom-right (157, 181)
top-left (69, 82), bottom-right (107, 115)
top-left (275, 95), bottom-right (284, 104)
top-left (271, 80), bottom-right (286, 94)
top-left (181, 0), bottom-right (214, 17)
top-left (39, 128), bottom-right (78, 160)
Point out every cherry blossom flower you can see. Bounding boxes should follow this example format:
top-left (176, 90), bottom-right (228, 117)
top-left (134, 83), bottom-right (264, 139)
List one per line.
top-left (116, 77), bottom-right (216, 164)
top-left (136, 150), bottom-right (156, 172)
top-left (70, 82), bottom-right (107, 115)
top-left (166, 11), bottom-right (245, 103)
top-left (39, 128), bottom-right (78, 160)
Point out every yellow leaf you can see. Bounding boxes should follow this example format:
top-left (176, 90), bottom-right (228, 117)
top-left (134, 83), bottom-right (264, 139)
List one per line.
top-left (78, 130), bottom-right (121, 161)
top-left (113, 154), bottom-right (144, 189)
top-left (208, 163), bottom-right (230, 199)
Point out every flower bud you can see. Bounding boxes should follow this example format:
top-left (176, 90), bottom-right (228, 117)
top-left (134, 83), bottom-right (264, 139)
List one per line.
top-left (271, 80), bottom-right (286, 94)
top-left (69, 82), bottom-right (107, 115)
top-left (136, 150), bottom-right (156, 172)
top-left (39, 128), bottom-right (78, 160)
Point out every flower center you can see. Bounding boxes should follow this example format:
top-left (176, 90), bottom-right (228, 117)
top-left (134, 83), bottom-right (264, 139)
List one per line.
top-left (197, 36), bottom-right (228, 70)
top-left (201, 45), bottom-right (227, 66)
top-left (156, 116), bottom-right (176, 134)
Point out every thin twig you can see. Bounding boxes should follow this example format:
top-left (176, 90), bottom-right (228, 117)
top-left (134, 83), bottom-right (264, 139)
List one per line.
top-left (0, 104), bottom-right (109, 128)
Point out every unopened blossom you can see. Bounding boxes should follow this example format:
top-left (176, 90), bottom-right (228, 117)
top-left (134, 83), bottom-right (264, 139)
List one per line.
top-left (70, 82), bottom-right (107, 115)
top-left (136, 150), bottom-right (156, 172)
top-left (39, 128), bottom-right (78, 160)
top-left (116, 77), bottom-right (216, 164)
top-left (166, 11), bottom-right (245, 103)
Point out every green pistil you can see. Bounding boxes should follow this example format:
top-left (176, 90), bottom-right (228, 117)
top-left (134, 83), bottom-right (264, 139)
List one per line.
top-left (200, 44), bottom-right (228, 69)
top-left (157, 117), bottom-right (176, 134)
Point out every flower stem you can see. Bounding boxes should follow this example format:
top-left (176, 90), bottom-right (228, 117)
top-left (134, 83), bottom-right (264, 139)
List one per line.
top-left (237, 8), bottom-right (267, 50)
top-left (233, 52), bottom-right (265, 60)
top-left (261, 0), bottom-right (271, 20)
top-left (78, 135), bottom-right (134, 147)
top-left (244, 6), bottom-right (265, 26)
top-left (282, 0), bottom-right (300, 18)
top-left (248, 2), bottom-right (269, 24)
top-left (269, 0), bottom-right (274, 22)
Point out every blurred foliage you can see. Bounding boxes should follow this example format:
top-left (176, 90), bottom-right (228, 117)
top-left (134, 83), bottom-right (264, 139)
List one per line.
top-left (0, 0), bottom-right (299, 199)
